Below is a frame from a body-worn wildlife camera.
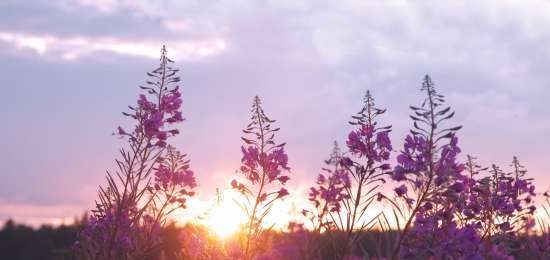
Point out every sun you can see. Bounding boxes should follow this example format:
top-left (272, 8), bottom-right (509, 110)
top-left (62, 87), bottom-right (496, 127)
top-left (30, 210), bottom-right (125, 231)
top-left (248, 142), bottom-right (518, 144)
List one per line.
top-left (202, 189), bottom-right (247, 238)
top-left (199, 186), bottom-right (305, 238)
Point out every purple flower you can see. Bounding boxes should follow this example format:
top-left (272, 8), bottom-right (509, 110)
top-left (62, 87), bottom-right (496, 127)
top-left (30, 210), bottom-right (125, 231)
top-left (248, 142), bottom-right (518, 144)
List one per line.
top-left (393, 166), bottom-right (407, 181)
top-left (277, 188), bottom-right (289, 198)
top-left (449, 182), bottom-right (465, 193)
top-left (236, 96), bottom-right (291, 259)
top-left (395, 185), bottom-right (407, 197)
top-left (77, 47), bottom-right (196, 259)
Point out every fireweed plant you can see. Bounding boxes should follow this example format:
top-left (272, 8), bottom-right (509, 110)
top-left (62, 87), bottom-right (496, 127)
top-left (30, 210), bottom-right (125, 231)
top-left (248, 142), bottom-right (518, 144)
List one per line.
top-left (305, 141), bottom-right (350, 234)
top-left (388, 75), bottom-right (475, 259)
top-left (533, 190), bottom-right (550, 258)
top-left (75, 46), bottom-right (197, 260)
top-left (338, 91), bottom-right (392, 256)
top-left (387, 76), bottom-right (541, 260)
top-left (471, 158), bottom-right (536, 257)
top-left (72, 57), bottom-right (550, 260)
top-left (306, 91), bottom-right (392, 258)
top-left (300, 141), bottom-right (351, 258)
top-left (452, 154), bottom-right (539, 259)
top-left (231, 96), bottom-right (291, 260)
top-left (459, 155), bottom-right (489, 228)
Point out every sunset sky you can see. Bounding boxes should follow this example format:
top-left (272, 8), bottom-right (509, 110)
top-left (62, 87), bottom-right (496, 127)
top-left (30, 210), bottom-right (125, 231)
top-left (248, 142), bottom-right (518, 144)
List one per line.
top-left (1, 0), bottom-right (549, 226)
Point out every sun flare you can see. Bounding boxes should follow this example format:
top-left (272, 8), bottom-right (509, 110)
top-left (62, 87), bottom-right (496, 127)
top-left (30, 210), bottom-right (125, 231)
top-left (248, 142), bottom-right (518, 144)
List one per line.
top-left (202, 189), bottom-right (247, 238)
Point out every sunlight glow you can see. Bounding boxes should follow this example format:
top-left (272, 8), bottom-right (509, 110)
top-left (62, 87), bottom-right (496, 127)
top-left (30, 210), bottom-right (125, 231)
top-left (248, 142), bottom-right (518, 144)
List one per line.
top-left (201, 189), bottom-right (246, 238)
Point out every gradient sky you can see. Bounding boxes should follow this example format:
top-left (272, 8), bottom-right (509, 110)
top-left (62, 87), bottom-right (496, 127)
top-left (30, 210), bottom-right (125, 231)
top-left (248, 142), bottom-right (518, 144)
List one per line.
top-left (1, 0), bottom-right (549, 226)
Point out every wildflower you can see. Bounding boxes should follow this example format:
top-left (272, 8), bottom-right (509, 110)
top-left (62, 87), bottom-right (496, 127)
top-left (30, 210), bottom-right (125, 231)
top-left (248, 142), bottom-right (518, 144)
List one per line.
top-left (277, 188), bottom-right (289, 198)
top-left (278, 175), bottom-right (290, 184)
top-left (231, 179), bottom-right (246, 194)
top-left (395, 185), bottom-right (407, 197)
top-left (391, 75), bottom-right (473, 259)
top-left (234, 96), bottom-right (290, 259)
top-left (449, 182), bottom-right (465, 193)
top-left (308, 153), bottom-right (351, 217)
top-left (393, 166), bottom-right (406, 181)
top-left (309, 91), bottom-right (392, 258)
top-left (76, 46), bottom-right (196, 259)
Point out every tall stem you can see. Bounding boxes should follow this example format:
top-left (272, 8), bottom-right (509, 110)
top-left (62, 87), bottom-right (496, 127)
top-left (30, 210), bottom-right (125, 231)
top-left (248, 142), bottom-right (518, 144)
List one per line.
top-left (391, 83), bottom-right (437, 260)
top-left (244, 101), bottom-right (266, 260)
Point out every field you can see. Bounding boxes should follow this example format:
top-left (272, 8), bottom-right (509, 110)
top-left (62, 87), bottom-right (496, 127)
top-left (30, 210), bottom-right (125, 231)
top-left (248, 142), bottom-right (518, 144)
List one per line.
top-left (2, 2), bottom-right (550, 260)
top-left (62, 48), bottom-right (549, 260)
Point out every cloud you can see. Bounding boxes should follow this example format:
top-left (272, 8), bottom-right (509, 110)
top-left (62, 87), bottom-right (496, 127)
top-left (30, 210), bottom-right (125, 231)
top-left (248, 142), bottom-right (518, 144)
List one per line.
top-left (0, 1), bottom-right (166, 37)
top-left (0, 0), bottom-right (228, 61)
top-left (0, 31), bottom-right (226, 61)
